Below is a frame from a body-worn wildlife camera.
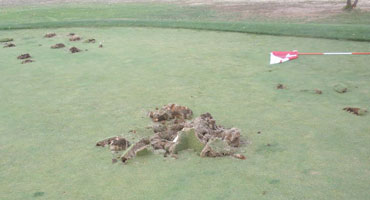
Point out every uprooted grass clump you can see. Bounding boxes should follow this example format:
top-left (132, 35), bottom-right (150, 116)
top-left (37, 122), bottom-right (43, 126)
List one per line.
top-left (96, 104), bottom-right (245, 164)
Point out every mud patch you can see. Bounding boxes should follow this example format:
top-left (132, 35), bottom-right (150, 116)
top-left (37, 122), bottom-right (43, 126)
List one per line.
top-left (51, 43), bottom-right (65, 49)
top-left (21, 59), bottom-right (35, 64)
top-left (44, 33), bottom-right (56, 38)
top-left (3, 43), bottom-right (15, 48)
top-left (69, 47), bottom-right (81, 53)
top-left (67, 33), bottom-right (75, 36)
top-left (343, 107), bottom-right (367, 116)
top-left (17, 53), bottom-right (31, 59)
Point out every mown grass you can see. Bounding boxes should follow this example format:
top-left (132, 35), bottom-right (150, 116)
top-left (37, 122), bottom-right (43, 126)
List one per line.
top-left (0, 27), bottom-right (370, 200)
top-left (1, 3), bottom-right (370, 41)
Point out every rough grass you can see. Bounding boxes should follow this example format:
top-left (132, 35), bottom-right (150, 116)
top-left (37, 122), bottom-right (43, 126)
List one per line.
top-left (1, 3), bottom-right (370, 41)
top-left (0, 27), bottom-right (370, 200)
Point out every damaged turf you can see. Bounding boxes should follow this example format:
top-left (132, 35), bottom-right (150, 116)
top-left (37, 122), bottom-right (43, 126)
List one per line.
top-left (96, 104), bottom-right (245, 164)
top-left (51, 43), bottom-right (65, 49)
top-left (3, 43), bottom-right (15, 48)
top-left (44, 33), bottom-right (56, 38)
top-left (69, 47), bottom-right (81, 53)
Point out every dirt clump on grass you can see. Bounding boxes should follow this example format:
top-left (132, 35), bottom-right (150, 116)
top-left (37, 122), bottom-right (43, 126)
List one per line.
top-left (276, 83), bottom-right (286, 89)
top-left (69, 47), bottom-right (81, 53)
top-left (17, 53), bottom-right (31, 59)
top-left (51, 43), bottom-right (65, 49)
top-left (97, 103), bottom-right (245, 164)
top-left (84, 38), bottom-right (96, 43)
top-left (69, 35), bottom-right (81, 41)
top-left (21, 59), bottom-right (35, 64)
top-left (44, 33), bottom-right (56, 38)
top-left (343, 107), bottom-right (367, 116)
top-left (67, 33), bottom-right (75, 36)
top-left (3, 43), bottom-right (15, 48)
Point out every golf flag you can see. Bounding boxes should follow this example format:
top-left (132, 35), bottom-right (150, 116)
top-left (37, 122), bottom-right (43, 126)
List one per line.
top-left (270, 51), bottom-right (370, 65)
top-left (270, 51), bottom-right (299, 64)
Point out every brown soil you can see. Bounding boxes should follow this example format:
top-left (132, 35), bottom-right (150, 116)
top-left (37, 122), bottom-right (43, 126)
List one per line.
top-left (17, 53), bottom-right (31, 59)
top-left (276, 83), bottom-right (286, 89)
top-left (67, 33), bottom-right (75, 36)
top-left (69, 47), bottom-right (81, 53)
top-left (84, 38), bottom-right (96, 43)
top-left (21, 59), bottom-right (35, 64)
top-left (3, 43), bottom-right (15, 48)
top-left (315, 89), bottom-right (322, 94)
top-left (343, 107), bottom-right (367, 116)
top-left (97, 104), bottom-right (245, 164)
top-left (69, 35), bottom-right (81, 41)
top-left (51, 43), bottom-right (65, 49)
top-left (44, 33), bottom-right (56, 38)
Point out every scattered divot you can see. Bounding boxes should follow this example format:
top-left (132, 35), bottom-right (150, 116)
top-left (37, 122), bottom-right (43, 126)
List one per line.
top-left (333, 83), bottom-right (348, 93)
top-left (51, 43), bottom-right (65, 49)
top-left (69, 47), bottom-right (81, 53)
top-left (44, 33), bottom-right (56, 38)
top-left (21, 59), bottom-right (34, 64)
top-left (17, 53), bottom-right (31, 59)
top-left (343, 107), bottom-right (367, 116)
top-left (3, 43), bottom-right (15, 48)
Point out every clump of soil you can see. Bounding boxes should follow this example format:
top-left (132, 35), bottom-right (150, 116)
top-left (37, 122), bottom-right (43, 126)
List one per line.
top-left (50, 43), bottom-right (65, 49)
top-left (149, 103), bottom-right (193, 122)
top-left (84, 39), bottom-right (96, 43)
top-left (44, 33), bottom-right (56, 38)
top-left (69, 35), bottom-right (81, 41)
top-left (333, 83), bottom-right (348, 93)
top-left (3, 43), bottom-right (15, 48)
top-left (97, 104), bottom-right (245, 164)
top-left (0, 38), bottom-right (13, 42)
top-left (99, 42), bottom-right (103, 48)
top-left (67, 33), bottom-right (75, 36)
top-left (343, 107), bottom-right (367, 116)
top-left (21, 59), bottom-right (34, 64)
top-left (17, 53), bottom-right (31, 59)
top-left (69, 47), bottom-right (81, 53)
top-left (276, 84), bottom-right (286, 89)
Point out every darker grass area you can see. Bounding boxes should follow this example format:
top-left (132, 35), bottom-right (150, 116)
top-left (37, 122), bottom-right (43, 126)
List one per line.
top-left (0, 3), bottom-right (370, 42)
top-left (1, 19), bottom-right (370, 42)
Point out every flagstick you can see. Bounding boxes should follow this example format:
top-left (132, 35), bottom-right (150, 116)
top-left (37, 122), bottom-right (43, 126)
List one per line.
top-left (299, 52), bottom-right (370, 55)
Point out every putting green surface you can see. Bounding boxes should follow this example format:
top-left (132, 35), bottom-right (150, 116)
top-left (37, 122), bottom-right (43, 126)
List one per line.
top-left (1, 27), bottom-right (370, 199)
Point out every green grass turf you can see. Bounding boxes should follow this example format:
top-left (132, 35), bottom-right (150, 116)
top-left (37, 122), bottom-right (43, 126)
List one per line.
top-left (0, 27), bottom-right (370, 199)
top-left (1, 3), bottom-right (370, 41)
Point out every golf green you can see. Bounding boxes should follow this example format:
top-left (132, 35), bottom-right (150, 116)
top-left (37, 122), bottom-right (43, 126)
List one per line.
top-left (0, 27), bottom-right (369, 199)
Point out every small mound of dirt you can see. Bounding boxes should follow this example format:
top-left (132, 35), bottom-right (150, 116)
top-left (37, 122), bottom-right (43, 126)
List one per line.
top-left (44, 33), bottom-right (56, 38)
top-left (69, 47), bottom-right (81, 53)
top-left (99, 42), bottom-right (103, 48)
top-left (50, 43), bottom-right (65, 49)
top-left (97, 104), bottom-right (245, 164)
top-left (21, 59), bottom-right (34, 64)
top-left (84, 39), bottom-right (96, 43)
top-left (17, 53), bottom-right (31, 59)
top-left (67, 33), bottom-right (75, 36)
top-left (69, 35), bottom-right (81, 41)
top-left (276, 84), bottom-right (286, 89)
top-left (149, 103), bottom-right (193, 122)
top-left (3, 43), bottom-right (15, 48)
top-left (343, 107), bottom-right (367, 116)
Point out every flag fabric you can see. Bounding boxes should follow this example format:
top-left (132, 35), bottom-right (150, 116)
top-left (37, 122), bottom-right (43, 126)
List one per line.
top-left (270, 51), bottom-right (299, 64)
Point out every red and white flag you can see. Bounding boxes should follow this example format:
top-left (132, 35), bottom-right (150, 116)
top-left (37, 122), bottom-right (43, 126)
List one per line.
top-left (270, 51), bottom-right (299, 64)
